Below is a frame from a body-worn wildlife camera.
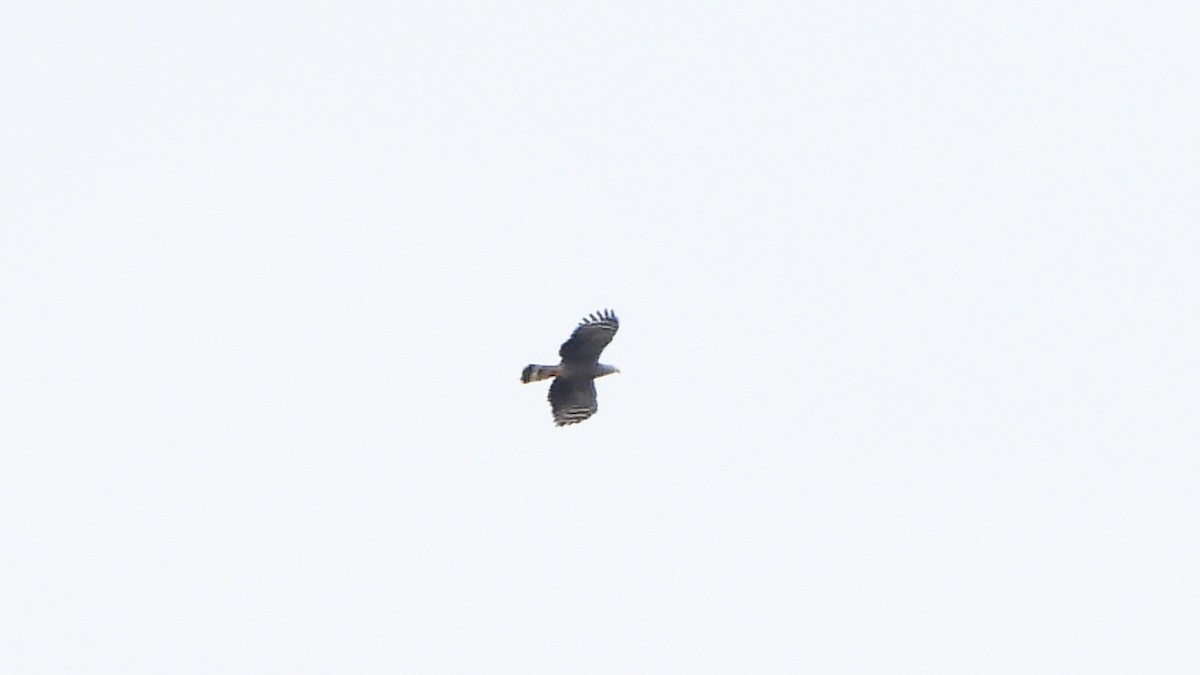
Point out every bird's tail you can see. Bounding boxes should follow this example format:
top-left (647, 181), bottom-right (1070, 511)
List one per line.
top-left (521, 364), bottom-right (559, 383)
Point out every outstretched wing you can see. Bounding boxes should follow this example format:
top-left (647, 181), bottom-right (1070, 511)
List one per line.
top-left (548, 376), bottom-right (598, 426)
top-left (558, 309), bottom-right (619, 364)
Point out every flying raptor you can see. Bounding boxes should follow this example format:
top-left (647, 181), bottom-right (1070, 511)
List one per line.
top-left (521, 309), bottom-right (621, 426)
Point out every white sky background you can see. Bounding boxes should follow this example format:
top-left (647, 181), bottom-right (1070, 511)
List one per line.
top-left (2, 0), bottom-right (1198, 672)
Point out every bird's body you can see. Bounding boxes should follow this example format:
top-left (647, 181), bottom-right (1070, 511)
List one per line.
top-left (521, 309), bottom-right (620, 426)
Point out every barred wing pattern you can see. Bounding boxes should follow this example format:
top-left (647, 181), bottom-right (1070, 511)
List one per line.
top-left (521, 309), bottom-right (621, 426)
top-left (559, 309), bottom-right (619, 364)
top-left (548, 377), bottom-right (598, 426)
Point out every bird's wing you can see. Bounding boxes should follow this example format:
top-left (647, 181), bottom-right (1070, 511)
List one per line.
top-left (548, 376), bottom-right (598, 426)
top-left (558, 309), bottom-right (619, 363)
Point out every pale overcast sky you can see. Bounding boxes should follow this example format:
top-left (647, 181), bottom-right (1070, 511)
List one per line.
top-left (3, 1), bottom-right (1198, 672)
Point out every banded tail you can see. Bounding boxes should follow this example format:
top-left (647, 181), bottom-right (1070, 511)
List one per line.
top-left (521, 364), bottom-right (560, 383)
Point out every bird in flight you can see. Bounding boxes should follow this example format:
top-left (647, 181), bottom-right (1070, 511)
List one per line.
top-left (521, 309), bottom-right (621, 426)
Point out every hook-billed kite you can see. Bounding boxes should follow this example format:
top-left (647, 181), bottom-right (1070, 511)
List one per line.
top-left (521, 309), bottom-right (620, 426)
